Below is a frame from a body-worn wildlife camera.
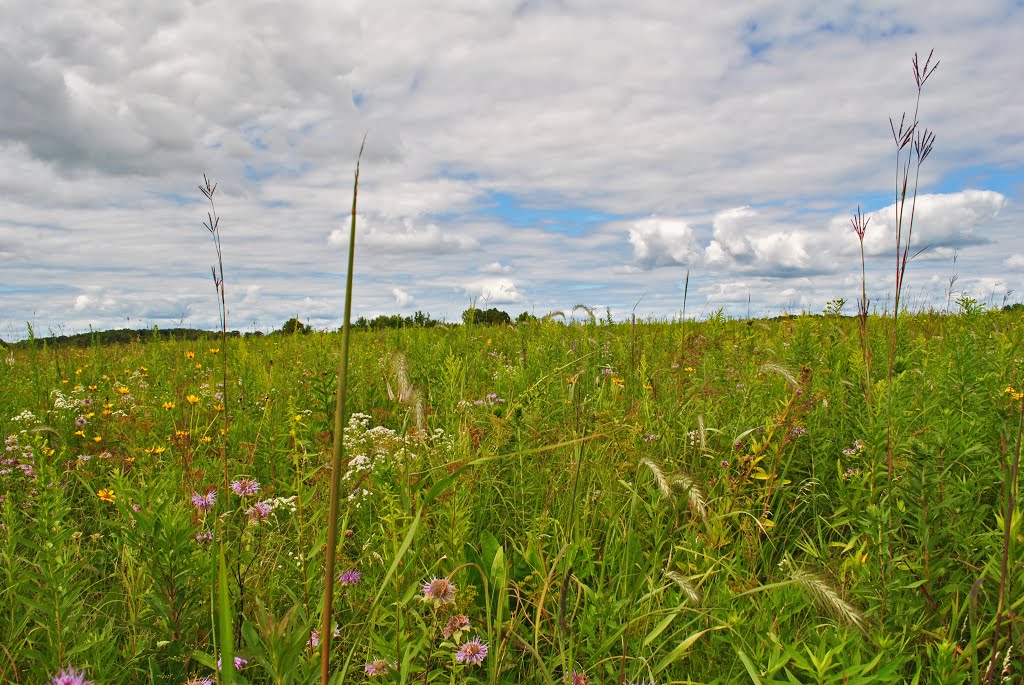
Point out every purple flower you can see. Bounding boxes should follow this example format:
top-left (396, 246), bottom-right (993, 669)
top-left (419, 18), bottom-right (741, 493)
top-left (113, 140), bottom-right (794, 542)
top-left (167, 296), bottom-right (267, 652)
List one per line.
top-left (230, 478), bottom-right (260, 496)
top-left (790, 427), bottom-right (806, 436)
top-left (195, 531), bottom-right (214, 544)
top-left (247, 500), bottom-right (273, 522)
top-left (217, 655), bottom-right (247, 671)
top-left (842, 448), bottom-right (857, 455)
top-left (570, 670), bottom-right (591, 685)
top-left (421, 577), bottom-right (456, 605)
top-left (50, 666), bottom-right (90, 685)
top-left (364, 658), bottom-right (396, 677)
top-left (853, 439), bottom-right (864, 450)
top-left (338, 568), bottom-right (362, 585)
top-left (720, 459), bottom-right (729, 468)
top-left (455, 638), bottom-right (488, 666)
top-left (75, 416), bottom-right (88, 428)
top-left (307, 629), bottom-right (321, 649)
top-left (191, 490), bottom-right (217, 512)
top-left (642, 433), bottom-right (657, 442)
top-left (184, 678), bottom-right (214, 685)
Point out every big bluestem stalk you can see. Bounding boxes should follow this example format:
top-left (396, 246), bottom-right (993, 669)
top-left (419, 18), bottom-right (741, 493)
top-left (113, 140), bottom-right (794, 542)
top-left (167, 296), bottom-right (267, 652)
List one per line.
top-left (200, 176), bottom-right (230, 490)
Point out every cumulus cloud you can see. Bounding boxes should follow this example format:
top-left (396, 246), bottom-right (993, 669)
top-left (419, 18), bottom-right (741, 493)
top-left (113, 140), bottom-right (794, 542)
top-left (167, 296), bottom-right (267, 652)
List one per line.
top-left (836, 190), bottom-right (1008, 257)
top-left (480, 261), bottom-right (512, 273)
top-left (464, 278), bottom-right (523, 304)
top-left (628, 217), bottom-right (701, 269)
top-left (328, 216), bottom-right (477, 253)
top-left (392, 287), bottom-right (412, 306)
top-left (704, 207), bottom-right (820, 274)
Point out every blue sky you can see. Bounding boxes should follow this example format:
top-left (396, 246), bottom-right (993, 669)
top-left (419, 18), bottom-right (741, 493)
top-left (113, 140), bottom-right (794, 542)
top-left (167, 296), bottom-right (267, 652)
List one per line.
top-left (1, 1), bottom-right (1022, 339)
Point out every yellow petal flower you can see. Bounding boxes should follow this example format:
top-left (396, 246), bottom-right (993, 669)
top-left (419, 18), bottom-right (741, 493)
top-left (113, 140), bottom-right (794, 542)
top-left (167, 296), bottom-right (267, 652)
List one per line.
top-left (98, 489), bottom-right (116, 503)
top-left (186, 395), bottom-right (200, 405)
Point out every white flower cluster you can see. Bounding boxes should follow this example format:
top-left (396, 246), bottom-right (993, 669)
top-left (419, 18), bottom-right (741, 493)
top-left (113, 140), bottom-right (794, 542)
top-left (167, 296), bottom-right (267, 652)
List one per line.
top-left (10, 410), bottom-right (36, 423)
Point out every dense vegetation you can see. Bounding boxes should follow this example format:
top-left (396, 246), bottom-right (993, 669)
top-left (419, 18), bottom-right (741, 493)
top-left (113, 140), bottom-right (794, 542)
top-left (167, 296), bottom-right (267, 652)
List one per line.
top-left (1, 308), bottom-right (1020, 684)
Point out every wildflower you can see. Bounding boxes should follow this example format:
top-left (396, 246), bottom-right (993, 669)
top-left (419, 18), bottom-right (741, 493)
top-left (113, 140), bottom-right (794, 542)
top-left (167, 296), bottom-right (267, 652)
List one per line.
top-left (186, 395), bottom-right (200, 405)
top-left (74, 430), bottom-right (86, 437)
top-left (217, 655), bottom-right (247, 671)
top-left (308, 629), bottom-right (320, 648)
top-left (97, 489), bottom-right (116, 503)
top-left (163, 401), bottom-right (175, 410)
top-left (92, 436), bottom-right (102, 443)
top-left (209, 348), bottom-right (220, 353)
top-left (642, 433), bottom-right (657, 442)
top-left (338, 569), bottom-right (362, 585)
top-left (202, 436), bottom-right (212, 443)
top-left (570, 670), bottom-right (590, 685)
top-left (186, 351), bottom-right (195, 360)
top-left (421, 577), bottom-right (457, 605)
top-left (842, 448), bottom-right (857, 455)
top-left (790, 427), bottom-right (806, 436)
top-left (683, 366), bottom-right (694, 373)
top-left (231, 478), bottom-right (260, 496)
top-left (455, 638), bottom-right (488, 666)
top-left (853, 439), bottom-right (864, 450)
top-left (247, 500), bottom-right (273, 522)
top-left (75, 416), bottom-right (88, 428)
top-left (365, 659), bottom-right (396, 677)
top-left (442, 614), bottom-right (471, 641)
top-left (191, 490), bottom-right (217, 512)
top-left (720, 459), bottom-right (729, 468)
top-left (195, 531), bottom-right (214, 543)
top-left (50, 666), bottom-right (91, 685)
top-left (183, 678), bottom-right (214, 685)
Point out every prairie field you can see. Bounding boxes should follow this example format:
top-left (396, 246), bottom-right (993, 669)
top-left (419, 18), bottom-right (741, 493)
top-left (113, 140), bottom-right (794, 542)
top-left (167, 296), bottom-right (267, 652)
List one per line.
top-left (1, 308), bottom-right (1021, 684)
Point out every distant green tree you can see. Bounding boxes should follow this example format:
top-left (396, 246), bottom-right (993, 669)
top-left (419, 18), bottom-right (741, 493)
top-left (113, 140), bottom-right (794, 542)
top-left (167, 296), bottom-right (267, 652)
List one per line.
top-left (516, 311), bottom-right (538, 324)
top-left (462, 307), bottom-right (511, 326)
top-left (280, 317), bottom-right (312, 335)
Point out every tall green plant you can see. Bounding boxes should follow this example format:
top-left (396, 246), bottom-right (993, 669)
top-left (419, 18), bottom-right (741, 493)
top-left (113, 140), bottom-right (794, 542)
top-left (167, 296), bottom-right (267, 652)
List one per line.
top-left (321, 136), bottom-right (366, 684)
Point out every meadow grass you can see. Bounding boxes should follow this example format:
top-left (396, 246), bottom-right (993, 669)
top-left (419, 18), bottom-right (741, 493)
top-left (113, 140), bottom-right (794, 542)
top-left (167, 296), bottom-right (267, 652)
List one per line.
top-left (1, 307), bottom-right (1021, 684)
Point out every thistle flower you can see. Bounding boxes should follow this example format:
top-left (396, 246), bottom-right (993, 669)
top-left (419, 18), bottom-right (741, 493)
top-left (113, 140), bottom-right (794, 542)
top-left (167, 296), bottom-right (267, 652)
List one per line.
top-left (50, 666), bottom-right (90, 685)
top-left (217, 655), bottom-right (247, 671)
top-left (569, 670), bottom-right (590, 685)
top-left (364, 658), bottom-right (396, 677)
top-left (230, 477), bottom-right (260, 496)
top-left (421, 577), bottom-right (456, 606)
top-left (191, 490), bottom-right (217, 512)
top-left (338, 568), bottom-right (362, 585)
top-left (247, 500), bottom-right (273, 522)
top-left (455, 638), bottom-right (488, 666)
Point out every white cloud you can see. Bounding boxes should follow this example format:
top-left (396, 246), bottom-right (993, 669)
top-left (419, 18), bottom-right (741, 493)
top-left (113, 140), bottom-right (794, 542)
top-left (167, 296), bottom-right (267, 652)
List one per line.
top-left (480, 261), bottom-right (512, 273)
top-left (627, 217), bottom-right (701, 269)
top-left (464, 278), bottom-right (523, 304)
top-left (392, 287), bottom-right (412, 306)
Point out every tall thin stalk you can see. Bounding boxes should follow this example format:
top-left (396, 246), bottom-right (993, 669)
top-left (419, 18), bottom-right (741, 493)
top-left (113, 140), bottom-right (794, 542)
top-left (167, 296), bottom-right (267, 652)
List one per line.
top-left (321, 136), bottom-right (366, 684)
top-left (200, 176), bottom-right (230, 489)
top-left (851, 206), bottom-right (872, 405)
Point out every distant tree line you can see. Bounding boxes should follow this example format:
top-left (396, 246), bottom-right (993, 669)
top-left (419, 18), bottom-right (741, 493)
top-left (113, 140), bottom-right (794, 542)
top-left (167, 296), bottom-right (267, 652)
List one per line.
top-left (8, 327), bottom-right (243, 350)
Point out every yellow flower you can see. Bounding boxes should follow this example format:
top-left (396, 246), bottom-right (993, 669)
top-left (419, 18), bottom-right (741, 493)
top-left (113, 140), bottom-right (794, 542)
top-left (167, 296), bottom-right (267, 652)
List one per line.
top-left (75, 368), bottom-right (82, 375)
top-left (611, 376), bottom-right (624, 385)
top-left (209, 348), bottom-right (220, 354)
top-left (684, 367), bottom-right (695, 373)
top-left (102, 375), bottom-right (110, 381)
top-left (124, 455), bottom-right (135, 464)
top-left (98, 489), bottom-right (115, 502)
top-left (88, 385), bottom-right (97, 391)
top-left (566, 377), bottom-right (575, 385)
top-left (643, 384), bottom-right (653, 390)
top-left (186, 351), bottom-right (195, 360)
top-left (486, 339), bottom-right (492, 345)
top-left (116, 386), bottom-right (130, 395)
top-left (101, 409), bottom-right (112, 417)
top-left (175, 430), bottom-right (189, 438)
top-left (195, 363), bottom-right (202, 370)
top-left (186, 395), bottom-right (200, 405)
top-left (86, 412), bottom-right (95, 419)
top-left (163, 401), bottom-right (175, 410)
top-left (93, 436), bottom-right (102, 443)
top-left (202, 436), bottom-right (212, 443)
top-left (74, 430), bottom-right (86, 437)
top-left (61, 378), bottom-right (69, 385)
top-left (214, 404), bottom-right (225, 412)
top-left (144, 446), bottom-right (166, 456)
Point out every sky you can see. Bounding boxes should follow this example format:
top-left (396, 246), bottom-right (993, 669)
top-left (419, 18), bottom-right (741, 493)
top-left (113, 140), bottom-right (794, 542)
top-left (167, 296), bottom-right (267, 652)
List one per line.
top-left (2, 1), bottom-right (1023, 340)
